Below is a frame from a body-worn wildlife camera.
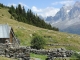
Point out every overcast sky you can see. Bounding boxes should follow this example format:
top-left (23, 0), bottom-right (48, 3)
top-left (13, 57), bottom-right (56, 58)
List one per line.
top-left (0, 0), bottom-right (79, 17)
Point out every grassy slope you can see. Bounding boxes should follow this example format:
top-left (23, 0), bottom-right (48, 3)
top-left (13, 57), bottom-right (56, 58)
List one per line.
top-left (30, 53), bottom-right (47, 60)
top-left (0, 7), bottom-right (80, 51)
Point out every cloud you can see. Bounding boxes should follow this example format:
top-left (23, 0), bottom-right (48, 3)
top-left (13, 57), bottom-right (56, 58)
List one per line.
top-left (32, 6), bottom-right (42, 12)
top-left (7, 2), bottom-right (29, 8)
top-left (19, 2), bottom-right (29, 8)
top-left (52, 0), bottom-right (75, 6)
top-left (32, 6), bottom-right (59, 17)
top-left (7, 3), bottom-right (17, 7)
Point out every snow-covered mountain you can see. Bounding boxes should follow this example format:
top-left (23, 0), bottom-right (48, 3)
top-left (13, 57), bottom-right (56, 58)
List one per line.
top-left (46, 1), bottom-right (80, 34)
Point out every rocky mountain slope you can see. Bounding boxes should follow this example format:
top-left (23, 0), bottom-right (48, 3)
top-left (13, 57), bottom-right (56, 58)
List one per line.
top-left (46, 1), bottom-right (80, 34)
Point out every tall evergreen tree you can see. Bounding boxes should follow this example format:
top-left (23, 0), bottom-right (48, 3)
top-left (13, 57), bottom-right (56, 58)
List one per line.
top-left (17, 4), bottom-right (22, 14)
top-left (8, 5), bottom-right (15, 14)
top-left (22, 6), bottom-right (26, 17)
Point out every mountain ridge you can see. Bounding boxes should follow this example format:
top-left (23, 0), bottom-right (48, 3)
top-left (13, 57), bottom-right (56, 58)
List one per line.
top-left (46, 1), bottom-right (80, 34)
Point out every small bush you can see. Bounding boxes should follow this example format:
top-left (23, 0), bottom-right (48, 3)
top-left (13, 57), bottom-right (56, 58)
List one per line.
top-left (31, 34), bottom-right (46, 49)
top-left (71, 52), bottom-right (80, 60)
top-left (2, 14), bottom-right (4, 16)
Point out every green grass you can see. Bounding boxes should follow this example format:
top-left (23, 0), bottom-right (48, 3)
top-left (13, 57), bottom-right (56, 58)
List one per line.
top-left (30, 53), bottom-right (47, 60)
top-left (0, 8), bottom-right (80, 51)
top-left (0, 56), bottom-right (17, 60)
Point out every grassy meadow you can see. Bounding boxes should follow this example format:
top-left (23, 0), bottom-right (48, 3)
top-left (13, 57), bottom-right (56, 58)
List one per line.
top-left (0, 7), bottom-right (80, 51)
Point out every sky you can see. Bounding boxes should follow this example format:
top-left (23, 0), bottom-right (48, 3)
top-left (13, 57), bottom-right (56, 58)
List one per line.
top-left (0, 0), bottom-right (80, 17)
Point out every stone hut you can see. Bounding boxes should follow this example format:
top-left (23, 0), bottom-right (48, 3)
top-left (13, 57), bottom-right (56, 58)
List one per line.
top-left (0, 24), bottom-right (19, 48)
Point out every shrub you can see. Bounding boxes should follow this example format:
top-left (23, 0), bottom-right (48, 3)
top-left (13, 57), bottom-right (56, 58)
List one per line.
top-left (2, 14), bottom-right (4, 16)
top-left (31, 35), bottom-right (46, 49)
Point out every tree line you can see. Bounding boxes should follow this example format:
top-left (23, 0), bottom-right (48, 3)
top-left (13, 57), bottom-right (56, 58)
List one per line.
top-left (0, 3), bottom-right (9, 8)
top-left (2, 4), bottom-right (58, 31)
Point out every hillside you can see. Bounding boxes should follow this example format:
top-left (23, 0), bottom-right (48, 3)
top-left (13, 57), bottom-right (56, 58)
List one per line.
top-left (0, 7), bottom-right (80, 51)
top-left (9, 5), bottom-right (59, 31)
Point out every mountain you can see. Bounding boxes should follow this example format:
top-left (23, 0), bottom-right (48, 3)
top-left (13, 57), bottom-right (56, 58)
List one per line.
top-left (53, 5), bottom-right (72, 21)
top-left (46, 16), bottom-right (53, 23)
top-left (46, 1), bottom-right (80, 34)
top-left (46, 5), bottom-right (72, 22)
top-left (62, 23), bottom-right (80, 35)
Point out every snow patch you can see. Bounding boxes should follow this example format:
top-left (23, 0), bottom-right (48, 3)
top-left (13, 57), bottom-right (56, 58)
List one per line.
top-left (66, 10), bottom-right (70, 13)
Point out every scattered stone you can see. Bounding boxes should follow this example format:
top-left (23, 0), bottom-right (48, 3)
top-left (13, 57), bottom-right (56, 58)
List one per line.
top-left (30, 34), bottom-right (32, 37)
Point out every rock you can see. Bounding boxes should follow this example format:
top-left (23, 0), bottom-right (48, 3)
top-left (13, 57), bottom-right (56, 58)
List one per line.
top-left (30, 34), bottom-right (32, 37)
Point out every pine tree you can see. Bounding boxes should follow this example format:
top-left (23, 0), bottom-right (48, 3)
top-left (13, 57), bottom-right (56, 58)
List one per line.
top-left (8, 5), bottom-right (15, 14)
top-left (22, 6), bottom-right (26, 17)
top-left (17, 4), bottom-right (22, 14)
